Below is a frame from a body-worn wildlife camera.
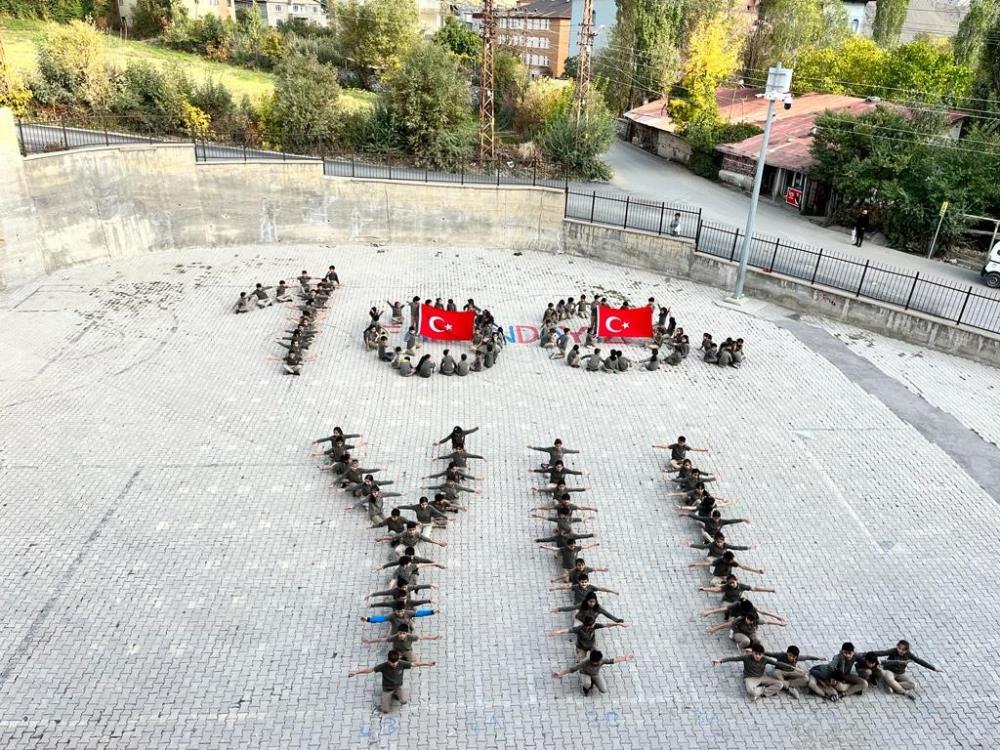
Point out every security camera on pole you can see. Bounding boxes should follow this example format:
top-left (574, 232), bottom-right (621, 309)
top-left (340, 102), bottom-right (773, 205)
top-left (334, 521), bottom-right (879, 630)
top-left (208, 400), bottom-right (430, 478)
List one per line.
top-left (729, 63), bottom-right (793, 302)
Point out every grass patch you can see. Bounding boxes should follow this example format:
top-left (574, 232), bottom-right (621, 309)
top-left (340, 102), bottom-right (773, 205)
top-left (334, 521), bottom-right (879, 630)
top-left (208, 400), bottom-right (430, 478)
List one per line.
top-left (0, 18), bottom-right (375, 111)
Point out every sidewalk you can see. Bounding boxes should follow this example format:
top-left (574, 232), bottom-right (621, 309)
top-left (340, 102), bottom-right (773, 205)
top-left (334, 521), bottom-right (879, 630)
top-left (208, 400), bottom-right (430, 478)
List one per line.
top-left (589, 140), bottom-right (985, 289)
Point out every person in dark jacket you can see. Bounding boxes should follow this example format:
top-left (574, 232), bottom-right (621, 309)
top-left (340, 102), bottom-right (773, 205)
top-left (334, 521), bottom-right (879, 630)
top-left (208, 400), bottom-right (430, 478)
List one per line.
top-left (854, 209), bottom-right (870, 247)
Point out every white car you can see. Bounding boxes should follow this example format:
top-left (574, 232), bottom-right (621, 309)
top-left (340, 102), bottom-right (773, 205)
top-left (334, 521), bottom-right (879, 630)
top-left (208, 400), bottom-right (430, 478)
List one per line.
top-left (983, 243), bottom-right (1000, 288)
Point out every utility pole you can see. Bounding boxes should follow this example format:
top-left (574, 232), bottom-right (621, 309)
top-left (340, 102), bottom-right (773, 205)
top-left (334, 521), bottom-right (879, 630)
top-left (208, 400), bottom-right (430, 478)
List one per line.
top-left (574, 0), bottom-right (595, 117)
top-left (478, 0), bottom-right (497, 165)
top-left (731, 63), bottom-right (793, 301)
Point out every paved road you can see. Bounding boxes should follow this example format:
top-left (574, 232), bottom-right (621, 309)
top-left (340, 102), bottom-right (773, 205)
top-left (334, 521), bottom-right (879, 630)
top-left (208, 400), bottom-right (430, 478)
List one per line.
top-left (18, 123), bottom-right (314, 162)
top-left (601, 140), bottom-right (986, 288)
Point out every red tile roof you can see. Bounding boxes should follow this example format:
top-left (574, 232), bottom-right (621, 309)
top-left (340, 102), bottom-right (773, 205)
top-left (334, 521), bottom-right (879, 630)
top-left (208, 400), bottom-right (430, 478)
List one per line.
top-left (716, 100), bottom-right (878, 171)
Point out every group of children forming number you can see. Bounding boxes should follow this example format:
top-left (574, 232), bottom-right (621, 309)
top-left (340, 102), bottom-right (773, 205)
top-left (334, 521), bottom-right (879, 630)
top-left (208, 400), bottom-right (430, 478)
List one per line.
top-left (329, 425), bottom-right (484, 712)
top-left (363, 297), bottom-right (506, 377)
top-left (525, 439), bottom-right (636, 694)
top-left (539, 295), bottom-right (747, 371)
top-left (233, 266), bottom-right (341, 375)
top-left (659, 436), bottom-right (942, 702)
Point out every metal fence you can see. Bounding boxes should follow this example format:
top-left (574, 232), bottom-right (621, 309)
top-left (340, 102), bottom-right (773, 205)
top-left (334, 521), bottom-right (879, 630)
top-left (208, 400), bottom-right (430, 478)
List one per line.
top-left (697, 222), bottom-right (1000, 333)
top-left (565, 189), bottom-right (702, 241)
top-left (14, 118), bottom-right (1000, 335)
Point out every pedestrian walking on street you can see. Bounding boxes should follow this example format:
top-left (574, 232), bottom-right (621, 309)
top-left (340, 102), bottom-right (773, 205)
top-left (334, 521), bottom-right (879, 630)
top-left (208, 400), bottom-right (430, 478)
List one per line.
top-left (854, 209), bottom-right (869, 247)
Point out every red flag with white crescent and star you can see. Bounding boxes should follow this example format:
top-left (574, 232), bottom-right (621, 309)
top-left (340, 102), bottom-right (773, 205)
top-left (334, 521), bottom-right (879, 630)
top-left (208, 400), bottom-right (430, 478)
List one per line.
top-left (595, 304), bottom-right (654, 339)
top-left (417, 303), bottom-right (476, 341)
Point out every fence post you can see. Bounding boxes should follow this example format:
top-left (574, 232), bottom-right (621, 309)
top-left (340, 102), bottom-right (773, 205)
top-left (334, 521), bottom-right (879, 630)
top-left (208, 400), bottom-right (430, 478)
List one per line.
top-left (461, 163), bottom-right (465, 185)
top-left (243, 143), bottom-right (248, 163)
top-left (956, 286), bottom-right (973, 324)
top-left (16, 118), bottom-right (26, 156)
top-left (657, 202), bottom-right (665, 235)
top-left (590, 191), bottom-right (596, 223)
top-left (810, 249), bottom-right (823, 284)
top-left (388, 158), bottom-right (393, 180)
top-left (729, 230), bottom-right (740, 261)
top-left (532, 163), bottom-right (537, 186)
top-left (104, 121), bottom-right (110, 147)
top-left (351, 154), bottom-right (356, 178)
top-left (856, 260), bottom-right (870, 297)
top-left (695, 209), bottom-right (703, 247)
top-left (623, 196), bottom-right (630, 229)
top-left (496, 167), bottom-right (501, 187)
top-left (563, 184), bottom-right (569, 215)
top-left (61, 119), bottom-right (69, 151)
top-left (769, 238), bottom-right (780, 271)
top-left (904, 273), bottom-right (919, 310)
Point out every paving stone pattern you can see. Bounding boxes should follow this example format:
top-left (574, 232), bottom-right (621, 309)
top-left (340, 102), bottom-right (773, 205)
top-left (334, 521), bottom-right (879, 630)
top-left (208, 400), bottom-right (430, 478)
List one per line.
top-left (0, 244), bottom-right (998, 749)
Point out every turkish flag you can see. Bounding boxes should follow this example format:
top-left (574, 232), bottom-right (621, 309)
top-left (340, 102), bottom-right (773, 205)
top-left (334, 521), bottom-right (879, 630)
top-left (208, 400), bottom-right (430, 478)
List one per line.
top-left (595, 305), bottom-right (654, 339)
top-left (417, 303), bottom-right (476, 341)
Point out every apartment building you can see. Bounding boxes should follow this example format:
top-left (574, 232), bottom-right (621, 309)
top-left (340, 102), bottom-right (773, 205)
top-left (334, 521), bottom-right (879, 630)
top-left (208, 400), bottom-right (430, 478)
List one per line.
top-left (496, 0), bottom-right (571, 78)
top-left (237, 0), bottom-right (330, 28)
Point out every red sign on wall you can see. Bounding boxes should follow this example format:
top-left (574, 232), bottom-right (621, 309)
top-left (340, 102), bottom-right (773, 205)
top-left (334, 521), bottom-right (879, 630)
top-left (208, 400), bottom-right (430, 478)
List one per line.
top-left (786, 187), bottom-right (803, 208)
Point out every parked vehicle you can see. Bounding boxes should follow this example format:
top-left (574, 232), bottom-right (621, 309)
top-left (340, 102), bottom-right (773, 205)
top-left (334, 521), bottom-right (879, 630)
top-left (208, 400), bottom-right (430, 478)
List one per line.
top-left (983, 243), bottom-right (1000, 288)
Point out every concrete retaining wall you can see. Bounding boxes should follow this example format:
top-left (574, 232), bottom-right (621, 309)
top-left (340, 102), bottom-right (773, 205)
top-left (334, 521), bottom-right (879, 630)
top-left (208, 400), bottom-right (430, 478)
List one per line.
top-left (563, 220), bottom-right (1000, 367)
top-left (0, 111), bottom-right (563, 289)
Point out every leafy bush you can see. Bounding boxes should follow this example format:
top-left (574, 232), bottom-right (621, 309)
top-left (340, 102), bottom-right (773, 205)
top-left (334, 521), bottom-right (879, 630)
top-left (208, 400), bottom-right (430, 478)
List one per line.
top-left (264, 52), bottom-right (343, 153)
top-left (110, 60), bottom-right (191, 133)
top-left (678, 116), bottom-right (762, 179)
top-left (513, 77), bottom-right (567, 137)
top-left (385, 40), bottom-right (473, 168)
top-left (0, 73), bottom-right (34, 117)
top-left (33, 20), bottom-right (112, 108)
top-left (189, 78), bottom-right (235, 124)
top-left (538, 89), bottom-right (615, 179)
top-left (433, 15), bottom-right (481, 62)
top-left (131, 0), bottom-right (182, 39)
top-left (335, 0), bottom-right (419, 81)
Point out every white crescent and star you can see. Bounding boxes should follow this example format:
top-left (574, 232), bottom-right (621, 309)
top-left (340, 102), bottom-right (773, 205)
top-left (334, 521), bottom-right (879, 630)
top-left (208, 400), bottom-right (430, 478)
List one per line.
top-left (604, 316), bottom-right (630, 333)
top-left (428, 316), bottom-right (453, 332)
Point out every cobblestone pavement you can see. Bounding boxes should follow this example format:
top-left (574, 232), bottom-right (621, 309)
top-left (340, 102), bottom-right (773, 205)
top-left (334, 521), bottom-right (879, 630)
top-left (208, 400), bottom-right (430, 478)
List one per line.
top-left (1, 244), bottom-right (998, 750)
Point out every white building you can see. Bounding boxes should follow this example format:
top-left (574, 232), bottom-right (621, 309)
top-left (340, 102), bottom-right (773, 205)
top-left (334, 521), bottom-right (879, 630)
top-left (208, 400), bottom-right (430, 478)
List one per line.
top-left (236, 0), bottom-right (330, 28)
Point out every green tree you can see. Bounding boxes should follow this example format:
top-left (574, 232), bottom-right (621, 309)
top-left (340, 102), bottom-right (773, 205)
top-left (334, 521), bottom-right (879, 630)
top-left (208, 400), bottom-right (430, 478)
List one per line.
top-left (792, 36), bottom-right (971, 104)
top-left (872, 0), bottom-right (909, 47)
top-left (538, 86), bottom-right (615, 179)
top-left (883, 38), bottom-right (973, 105)
top-left (513, 77), bottom-right (568, 136)
top-left (792, 35), bottom-right (886, 95)
top-left (335, 0), bottom-right (419, 81)
top-left (264, 52), bottom-right (344, 153)
top-left (955, 0), bottom-right (1000, 108)
top-left (745, 0), bottom-right (848, 73)
top-left (131, 0), bottom-right (184, 38)
top-left (598, 0), bottom-right (687, 112)
top-left (385, 40), bottom-right (473, 167)
top-left (33, 20), bottom-right (112, 108)
top-left (433, 15), bottom-right (482, 61)
top-left (672, 2), bottom-right (746, 127)
top-left (810, 107), bottom-right (1000, 251)
top-left (494, 49), bottom-right (529, 129)
top-left (110, 61), bottom-right (192, 132)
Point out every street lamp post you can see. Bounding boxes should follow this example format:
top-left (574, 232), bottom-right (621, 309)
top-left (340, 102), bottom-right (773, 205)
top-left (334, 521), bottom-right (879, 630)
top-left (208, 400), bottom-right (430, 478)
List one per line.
top-left (731, 63), bottom-right (793, 300)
